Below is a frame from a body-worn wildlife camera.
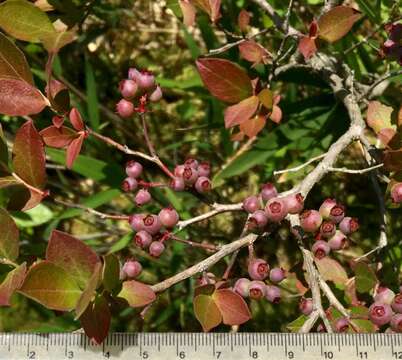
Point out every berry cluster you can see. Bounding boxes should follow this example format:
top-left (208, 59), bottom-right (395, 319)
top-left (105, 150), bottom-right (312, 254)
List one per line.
top-left (380, 22), bottom-right (402, 65)
top-left (116, 67), bottom-right (163, 118)
top-left (369, 287), bottom-right (402, 332)
top-left (171, 158), bottom-right (212, 193)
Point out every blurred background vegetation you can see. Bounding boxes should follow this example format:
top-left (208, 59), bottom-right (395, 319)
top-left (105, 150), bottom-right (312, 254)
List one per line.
top-left (0, 0), bottom-right (401, 333)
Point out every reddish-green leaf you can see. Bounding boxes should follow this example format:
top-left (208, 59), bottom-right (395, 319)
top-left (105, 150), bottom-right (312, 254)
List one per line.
top-left (318, 6), bottom-right (361, 43)
top-left (0, 262), bottom-right (26, 306)
top-left (193, 294), bottom-right (222, 332)
top-left (0, 207), bottom-right (19, 261)
top-left (224, 96), bottom-right (259, 128)
top-left (19, 261), bottom-right (82, 311)
top-left (118, 280), bottom-right (156, 308)
top-left (46, 230), bottom-right (100, 289)
top-left (298, 36), bottom-right (317, 60)
top-left (239, 40), bottom-right (271, 65)
top-left (315, 257), bottom-right (348, 288)
top-left (179, 0), bottom-right (196, 27)
top-left (366, 101), bottom-right (394, 134)
top-left (192, 0), bottom-right (221, 22)
top-left (102, 253), bottom-right (121, 294)
top-left (258, 89), bottom-right (273, 110)
top-left (354, 262), bottom-right (377, 294)
top-left (270, 104), bottom-right (283, 124)
top-left (212, 289), bottom-right (251, 326)
top-left (69, 108), bottom-right (85, 131)
top-left (238, 9), bottom-right (251, 32)
top-left (40, 126), bottom-right (77, 148)
top-left (80, 295), bottom-right (111, 344)
top-left (41, 29), bottom-right (76, 53)
top-left (0, 124), bottom-right (9, 175)
top-left (66, 133), bottom-right (85, 169)
top-left (196, 58), bottom-right (252, 103)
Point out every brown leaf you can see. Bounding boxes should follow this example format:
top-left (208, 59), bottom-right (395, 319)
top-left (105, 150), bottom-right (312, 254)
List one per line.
top-left (212, 289), bottom-right (251, 326)
top-left (80, 296), bottom-right (111, 344)
top-left (384, 148), bottom-right (402, 172)
top-left (240, 114), bottom-right (266, 138)
top-left (224, 96), bottom-right (259, 128)
top-left (40, 125), bottom-right (78, 148)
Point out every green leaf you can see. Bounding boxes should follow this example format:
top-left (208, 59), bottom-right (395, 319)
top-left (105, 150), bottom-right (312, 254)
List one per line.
top-left (0, 262), bottom-right (26, 306)
top-left (355, 262), bottom-right (377, 293)
top-left (0, 207), bottom-right (19, 261)
top-left (0, 0), bottom-right (55, 42)
top-left (212, 289), bottom-right (251, 326)
top-left (12, 203), bottom-right (53, 228)
top-left (19, 261), bottom-right (82, 311)
top-left (287, 314), bottom-right (309, 332)
top-left (193, 294), bottom-right (222, 332)
top-left (109, 232), bottom-right (132, 254)
top-left (102, 253), bottom-right (121, 294)
top-left (85, 57), bottom-right (100, 130)
top-left (118, 280), bottom-right (156, 308)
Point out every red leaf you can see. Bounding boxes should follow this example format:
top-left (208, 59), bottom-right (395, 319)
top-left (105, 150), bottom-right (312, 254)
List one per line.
top-left (52, 115), bottom-right (65, 129)
top-left (309, 20), bottom-right (319, 38)
top-left (298, 36), bottom-right (317, 60)
top-left (118, 280), bottom-right (156, 308)
top-left (66, 133), bottom-right (85, 169)
top-left (224, 95), bottom-right (259, 128)
top-left (80, 296), bottom-right (111, 345)
top-left (0, 78), bottom-right (47, 116)
top-left (193, 294), bottom-right (222, 332)
top-left (318, 6), bottom-right (361, 43)
top-left (40, 125), bottom-right (78, 148)
top-left (196, 58), bottom-right (253, 103)
top-left (213, 289), bottom-right (251, 326)
top-left (238, 9), bottom-right (251, 32)
top-left (0, 207), bottom-right (19, 261)
top-left (179, 0), bottom-right (196, 27)
top-left (0, 263), bottom-right (26, 306)
top-left (270, 104), bottom-right (283, 124)
top-left (239, 40), bottom-right (271, 65)
top-left (69, 107), bottom-right (85, 131)
top-left (239, 115), bottom-right (266, 138)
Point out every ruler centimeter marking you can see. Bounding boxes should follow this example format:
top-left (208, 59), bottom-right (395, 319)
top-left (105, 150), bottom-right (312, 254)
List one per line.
top-left (0, 333), bottom-right (401, 359)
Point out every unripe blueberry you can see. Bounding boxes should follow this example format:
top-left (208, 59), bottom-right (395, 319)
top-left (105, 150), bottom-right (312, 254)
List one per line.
top-left (284, 193), bottom-right (304, 214)
top-left (248, 280), bottom-right (266, 300)
top-left (269, 267), bottom-right (286, 283)
top-left (243, 195), bottom-right (261, 213)
top-left (369, 302), bottom-right (393, 326)
top-left (134, 230), bottom-right (152, 248)
top-left (312, 240), bottom-right (330, 259)
top-left (249, 210), bottom-right (268, 229)
top-left (260, 183), bottom-right (278, 201)
top-left (300, 210), bottom-right (323, 233)
top-left (122, 260), bottom-right (142, 278)
top-left (339, 217), bottom-right (359, 235)
top-left (234, 278), bottom-right (251, 298)
top-left (170, 177), bottom-right (185, 191)
top-left (149, 85), bottom-right (162, 102)
top-left (319, 198), bottom-right (337, 219)
top-left (138, 70), bottom-right (155, 90)
top-left (182, 166), bottom-right (199, 185)
top-left (329, 205), bottom-right (345, 224)
top-left (135, 189), bottom-right (152, 206)
top-left (265, 198), bottom-right (287, 222)
top-left (149, 241), bottom-right (165, 257)
top-left (126, 160), bottom-right (143, 178)
top-left (129, 214), bottom-right (144, 231)
top-left (328, 230), bottom-right (347, 251)
top-left (128, 68), bottom-right (141, 82)
top-left (392, 293), bottom-right (402, 313)
top-left (248, 258), bottom-right (269, 280)
top-left (142, 214), bottom-right (162, 235)
top-left (265, 285), bottom-right (281, 303)
top-left (375, 287), bottom-right (395, 305)
top-left (195, 176), bottom-right (211, 193)
top-left (119, 79), bottom-right (138, 99)
top-left (299, 297), bottom-right (313, 315)
top-left (116, 98), bottom-right (134, 118)
top-left (174, 165), bottom-right (185, 177)
top-left (320, 221), bottom-right (336, 239)
top-left (184, 158), bottom-right (199, 169)
top-left (122, 177), bottom-right (138, 192)
top-left (198, 161), bottom-right (211, 177)
top-left (391, 313), bottom-right (402, 332)
top-left (391, 183), bottom-right (402, 203)
top-left (158, 207), bottom-right (179, 228)
top-left (335, 317), bottom-right (349, 332)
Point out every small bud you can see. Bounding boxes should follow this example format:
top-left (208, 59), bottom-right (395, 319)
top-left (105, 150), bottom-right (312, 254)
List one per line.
top-left (116, 99), bottom-right (134, 118)
top-left (122, 177), bottom-right (138, 192)
top-left (249, 210), bottom-right (268, 229)
top-left (269, 267), bottom-right (286, 283)
top-left (299, 297), bottom-right (313, 315)
top-left (284, 193), bottom-right (304, 214)
top-left (312, 240), bottom-right (330, 259)
top-left (129, 214), bottom-right (144, 231)
top-left (122, 260), bottom-right (142, 278)
top-left (391, 183), bottom-right (402, 203)
top-left (198, 161), bottom-right (211, 177)
top-left (391, 314), bottom-right (402, 332)
top-left (174, 165), bottom-right (185, 177)
top-left (135, 189), bottom-right (152, 206)
top-left (320, 221), bottom-right (336, 239)
top-left (328, 230), bottom-right (347, 251)
top-left (149, 241), bottom-right (165, 257)
top-left (134, 230), bottom-right (152, 248)
top-left (265, 285), bottom-right (281, 303)
top-left (170, 177), bottom-right (185, 191)
top-left (158, 207), bottom-right (179, 228)
top-left (335, 317), bottom-right (349, 332)
top-left (248, 258), bottom-right (269, 280)
top-left (119, 79), bottom-right (138, 99)
top-left (138, 70), bottom-right (155, 90)
top-left (392, 293), bottom-right (402, 313)
top-left (126, 161), bottom-right (143, 178)
top-left (195, 176), bottom-right (211, 193)
top-left (329, 205), bottom-right (345, 224)
top-left (128, 68), bottom-right (141, 82)
top-left (142, 214), bottom-right (162, 235)
top-left (149, 85), bottom-right (163, 102)
top-left (300, 210), bottom-right (323, 233)
top-left (243, 196), bottom-right (261, 213)
top-left (184, 158), bottom-right (199, 169)
top-left (248, 280), bottom-right (266, 300)
top-left (319, 198), bottom-right (337, 219)
top-left (182, 166), bottom-right (199, 185)
top-left (265, 198), bottom-right (287, 222)
top-left (260, 183), bottom-right (278, 201)
top-left (375, 287), bottom-right (395, 305)
top-left (339, 217), bottom-right (359, 235)
top-left (234, 278), bottom-right (251, 298)
top-left (369, 302), bottom-right (393, 326)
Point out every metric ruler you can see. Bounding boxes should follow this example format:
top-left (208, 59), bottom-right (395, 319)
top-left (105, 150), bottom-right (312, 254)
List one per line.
top-left (0, 333), bottom-right (401, 360)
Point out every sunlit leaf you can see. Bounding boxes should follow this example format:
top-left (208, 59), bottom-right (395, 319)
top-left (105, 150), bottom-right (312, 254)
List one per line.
top-left (224, 96), bottom-right (259, 128)
top-left (315, 257), bottom-right (348, 288)
top-left (193, 294), bottom-right (222, 331)
top-left (0, 262), bottom-right (26, 306)
top-left (212, 289), bottom-right (251, 326)
top-left (118, 280), bottom-right (156, 308)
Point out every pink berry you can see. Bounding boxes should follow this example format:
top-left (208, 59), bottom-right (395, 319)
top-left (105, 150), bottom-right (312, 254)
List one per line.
top-left (299, 297), bottom-right (313, 315)
top-left (198, 162), bottom-right (211, 177)
top-left (319, 198), bottom-right (337, 219)
top-left (135, 189), bottom-right (152, 206)
top-left (129, 214), bottom-right (144, 231)
top-left (138, 71), bottom-right (155, 90)
top-left (249, 210), bottom-right (268, 229)
top-left (170, 177), bottom-right (185, 191)
top-left (391, 314), bottom-right (402, 332)
top-left (329, 205), bottom-right (345, 224)
top-left (182, 166), bottom-right (199, 185)
top-left (320, 221), bottom-right (336, 239)
top-left (391, 183), bottom-right (402, 203)
top-left (126, 161), bottom-right (143, 178)
top-left (260, 183), bottom-right (278, 201)
top-left (392, 294), bottom-right (402, 313)
top-left (312, 240), bottom-right (330, 259)
top-left (234, 278), bottom-right (251, 298)
top-left (149, 241), bottom-right (165, 257)
top-left (195, 176), bottom-right (211, 193)
top-left (122, 260), bottom-right (142, 278)
top-left (243, 196), bottom-right (261, 213)
top-left (328, 231), bottom-right (347, 250)
top-left (335, 317), bottom-right (349, 332)
top-left (122, 177), bottom-right (138, 192)
top-left (269, 267), bottom-right (286, 283)
top-left (116, 99), bottom-right (134, 118)
top-left (265, 285), bottom-right (281, 303)
top-left (265, 198), bottom-right (287, 222)
top-left (300, 210), bottom-right (322, 233)
top-left (158, 207), bottom-right (179, 228)
top-left (119, 79), bottom-right (138, 99)
top-left (174, 165), bottom-right (185, 177)
top-left (248, 258), bottom-right (269, 280)
top-left (375, 287), bottom-right (395, 305)
top-left (284, 193), bottom-right (304, 214)
top-left (142, 214), bottom-right (162, 235)
top-left (149, 85), bottom-right (162, 102)
top-left (184, 158), bottom-right (199, 169)
top-left (339, 217), bottom-right (359, 235)
top-left (128, 68), bottom-right (141, 82)
top-left (248, 280), bottom-right (266, 300)
top-left (369, 302), bottom-right (393, 326)
top-left (134, 230), bottom-right (152, 248)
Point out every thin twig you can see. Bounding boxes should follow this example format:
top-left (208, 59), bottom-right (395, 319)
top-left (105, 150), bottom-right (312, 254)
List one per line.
top-left (326, 163), bottom-right (383, 174)
top-left (359, 69), bottom-right (402, 101)
top-left (274, 153), bottom-right (327, 175)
